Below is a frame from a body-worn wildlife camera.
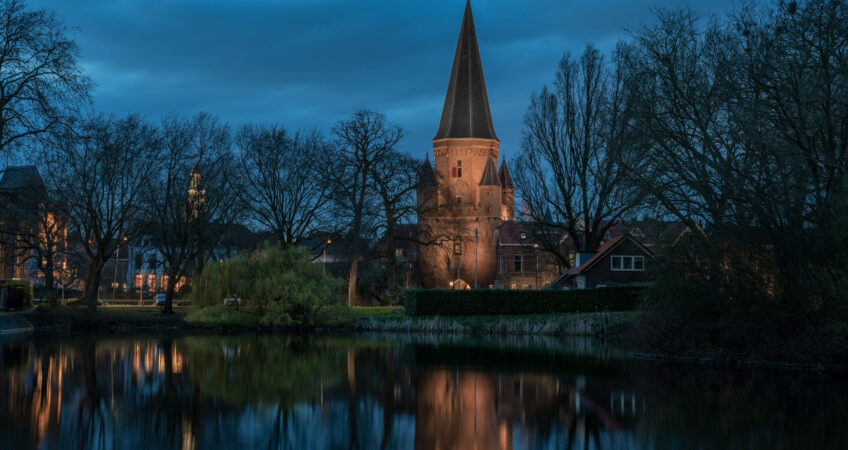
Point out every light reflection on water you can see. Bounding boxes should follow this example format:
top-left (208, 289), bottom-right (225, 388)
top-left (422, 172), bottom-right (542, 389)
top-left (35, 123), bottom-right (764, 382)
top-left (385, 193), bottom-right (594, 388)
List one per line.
top-left (0, 334), bottom-right (845, 449)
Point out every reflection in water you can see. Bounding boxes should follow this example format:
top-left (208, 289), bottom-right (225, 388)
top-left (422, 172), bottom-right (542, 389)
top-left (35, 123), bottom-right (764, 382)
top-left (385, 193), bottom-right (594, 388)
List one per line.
top-left (0, 335), bottom-right (845, 449)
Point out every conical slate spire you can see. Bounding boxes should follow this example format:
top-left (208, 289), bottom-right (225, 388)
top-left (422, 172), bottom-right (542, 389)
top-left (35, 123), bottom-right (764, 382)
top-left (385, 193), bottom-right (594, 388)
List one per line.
top-left (479, 154), bottom-right (501, 186)
top-left (434, 1), bottom-right (498, 141)
top-left (419, 153), bottom-right (436, 187)
top-left (498, 160), bottom-right (514, 188)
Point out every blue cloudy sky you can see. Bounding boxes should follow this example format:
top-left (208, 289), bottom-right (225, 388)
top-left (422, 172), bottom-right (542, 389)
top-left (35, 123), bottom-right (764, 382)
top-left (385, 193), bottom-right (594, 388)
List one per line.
top-left (29, 0), bottom-right (736, 158)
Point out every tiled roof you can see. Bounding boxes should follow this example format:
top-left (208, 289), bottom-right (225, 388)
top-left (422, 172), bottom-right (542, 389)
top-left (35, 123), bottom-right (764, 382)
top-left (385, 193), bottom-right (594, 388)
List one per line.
top-left (496, 221), bottom-right (540, 246)
top-left (433, 1), bottom-right (498, 141)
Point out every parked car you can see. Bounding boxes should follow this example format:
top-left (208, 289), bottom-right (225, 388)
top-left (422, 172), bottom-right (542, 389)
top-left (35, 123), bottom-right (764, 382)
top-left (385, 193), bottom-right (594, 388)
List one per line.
top-left (223, 296), bottom-right (241, 306)
top-left (154, 294), bottom-right (167, 306)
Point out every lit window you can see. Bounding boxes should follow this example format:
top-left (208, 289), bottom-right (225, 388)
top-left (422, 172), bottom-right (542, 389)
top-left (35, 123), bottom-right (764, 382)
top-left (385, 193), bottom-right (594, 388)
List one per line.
top-left (520, 232), bottom-right (527, 240)
top-left (513, 255), bottom-right (523, 272)
top-left (454, 239), bottom-right (462, 255)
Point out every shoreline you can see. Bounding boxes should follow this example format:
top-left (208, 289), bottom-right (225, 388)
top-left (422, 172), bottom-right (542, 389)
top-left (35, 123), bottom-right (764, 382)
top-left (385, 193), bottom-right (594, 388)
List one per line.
top-left (9, 307), bottom-right (846, 371)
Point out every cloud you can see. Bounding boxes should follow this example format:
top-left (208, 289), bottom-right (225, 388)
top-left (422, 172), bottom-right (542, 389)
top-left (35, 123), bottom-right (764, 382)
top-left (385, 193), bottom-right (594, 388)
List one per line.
top-left (29, 0), bottom-right (737, 156)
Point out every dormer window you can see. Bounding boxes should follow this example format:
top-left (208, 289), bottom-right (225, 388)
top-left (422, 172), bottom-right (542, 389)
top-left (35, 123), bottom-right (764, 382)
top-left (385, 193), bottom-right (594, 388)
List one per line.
top-left (519, 232), bottom-right (527, 240)
top-left (452, 160), bottom-right (462, 178)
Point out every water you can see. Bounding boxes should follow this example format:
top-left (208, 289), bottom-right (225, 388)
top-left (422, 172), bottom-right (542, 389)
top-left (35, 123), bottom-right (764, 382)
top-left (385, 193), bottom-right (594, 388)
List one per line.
top-left (0, 333), bottom-right (845, 449)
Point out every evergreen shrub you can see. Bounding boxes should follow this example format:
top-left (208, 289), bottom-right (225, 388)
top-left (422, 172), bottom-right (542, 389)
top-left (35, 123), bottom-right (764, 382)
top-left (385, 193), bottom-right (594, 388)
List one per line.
top-left (403, 286), bottom-right (644, 316)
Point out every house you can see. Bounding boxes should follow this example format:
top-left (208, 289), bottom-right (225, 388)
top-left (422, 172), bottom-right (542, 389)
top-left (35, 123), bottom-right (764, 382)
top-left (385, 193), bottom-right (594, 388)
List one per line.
top-left (550, 234), bottom-right (654, 289)
top-left (493, 222), bottom-right (561, 289)
top-left (0, 166), bottom-right (67, 284)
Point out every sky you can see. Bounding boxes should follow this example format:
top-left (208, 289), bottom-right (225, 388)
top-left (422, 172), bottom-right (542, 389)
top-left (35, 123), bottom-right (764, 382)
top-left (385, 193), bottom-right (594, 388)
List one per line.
top-left (29, 0), bottom-right (737, 160)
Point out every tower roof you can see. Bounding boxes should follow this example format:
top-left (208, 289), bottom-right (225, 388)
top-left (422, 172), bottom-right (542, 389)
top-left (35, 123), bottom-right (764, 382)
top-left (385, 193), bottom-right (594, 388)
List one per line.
top-left (434, 1), bottom-right (498, 141)
top-left (419, 154), bottom-right (436, 187)
top-left (498, 160), bottom-right (514, 188)
top-left (479, 154), bottom-right (501, 186)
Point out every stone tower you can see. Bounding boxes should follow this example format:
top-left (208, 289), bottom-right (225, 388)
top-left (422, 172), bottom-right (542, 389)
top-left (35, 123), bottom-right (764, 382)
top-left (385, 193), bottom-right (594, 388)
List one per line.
top-left (418, 1), bottom-right (513, 288)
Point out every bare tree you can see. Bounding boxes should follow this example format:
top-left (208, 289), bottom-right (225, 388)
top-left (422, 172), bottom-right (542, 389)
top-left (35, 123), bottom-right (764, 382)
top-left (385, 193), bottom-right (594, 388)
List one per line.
top-left (49, 114), bottom-right (159, 312)
top-left (0, 0), bottom-right (90, 157)
top-left (143, 113), bottom-right (239, 314)
top-left (236, 125), bottom-right (332, 247)
top-left (370, 149), bottom-right (419, 299)
top-left (329, 110), bottom-right (403, 306)
top-left (513, 44), bottom-right (645, 265)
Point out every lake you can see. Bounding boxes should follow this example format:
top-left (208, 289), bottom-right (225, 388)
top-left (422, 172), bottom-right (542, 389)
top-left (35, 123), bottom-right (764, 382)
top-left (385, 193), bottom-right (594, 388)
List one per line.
top-left (0, 333), bottom-right (845, 449)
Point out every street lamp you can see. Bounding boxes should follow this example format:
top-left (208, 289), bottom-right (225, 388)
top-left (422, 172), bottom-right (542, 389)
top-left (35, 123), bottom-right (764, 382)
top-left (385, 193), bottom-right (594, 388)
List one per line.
top-left (323, 238), bottom-right (331, 275)
top-left (474, 228), bottom-right (478, 289)
top-left (534, 243), bottom-right (539, 289)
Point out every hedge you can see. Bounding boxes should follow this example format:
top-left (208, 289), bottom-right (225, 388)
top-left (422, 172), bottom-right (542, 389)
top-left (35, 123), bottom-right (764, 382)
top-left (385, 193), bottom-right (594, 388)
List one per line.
top-left (403, 286), bottom-right (644, 316)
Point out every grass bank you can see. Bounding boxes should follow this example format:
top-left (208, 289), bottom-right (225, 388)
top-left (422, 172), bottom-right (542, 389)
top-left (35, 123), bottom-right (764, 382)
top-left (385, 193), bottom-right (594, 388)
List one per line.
top-left (21, 304), bottom-right (635, 337)
top-left (350, 310), bottom-right (635, 336)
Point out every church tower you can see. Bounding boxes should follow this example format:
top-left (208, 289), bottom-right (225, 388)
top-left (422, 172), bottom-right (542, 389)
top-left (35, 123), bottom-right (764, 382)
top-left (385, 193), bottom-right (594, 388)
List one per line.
top-left (418, 1), bottom-right (511, 288)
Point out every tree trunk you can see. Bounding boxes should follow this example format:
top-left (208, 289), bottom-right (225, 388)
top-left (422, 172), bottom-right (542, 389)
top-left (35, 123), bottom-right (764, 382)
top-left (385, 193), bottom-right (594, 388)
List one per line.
top-left (84, 261), bottom-right (104, 313)
top-left (387, 238), bottom-right (397, 303)
top-left (163, 271), bottom-right (178, 315)
top-left (43, 256), bottom-right (55, 291)
top-left (347, 258), bottom-right (359, 307)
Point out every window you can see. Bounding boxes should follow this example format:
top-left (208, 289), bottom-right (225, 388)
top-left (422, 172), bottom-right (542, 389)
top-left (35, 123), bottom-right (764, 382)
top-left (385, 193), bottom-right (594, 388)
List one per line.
top-left (453, 239), bottom-right (462, 255)
top-left (513, 255), bottom-right (523, 272)
top-left (455, 196), bottom-right (462, 205)
top-left (395, 249), bottom-right (404, 257)
top-left (452, 160), bottom-right (463, 178)
top-left (519, 232), bottom-right (527, 240)
top-left (610, 255), bottom-right (645, 271)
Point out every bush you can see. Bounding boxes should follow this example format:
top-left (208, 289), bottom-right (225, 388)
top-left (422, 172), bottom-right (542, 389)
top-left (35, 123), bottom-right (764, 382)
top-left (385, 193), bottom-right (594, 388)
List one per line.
top-left (190, 245), bottom-right (345, 326)
top-left (403, 287), bottom-right (644, 316)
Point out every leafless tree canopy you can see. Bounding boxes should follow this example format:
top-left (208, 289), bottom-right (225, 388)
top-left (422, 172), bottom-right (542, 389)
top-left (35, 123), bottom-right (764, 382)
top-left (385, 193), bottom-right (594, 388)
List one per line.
top-left (49, 114), bottom-right (159, 312)
top-left (513, 44), bottom-right (645, 263)
top-left (328, 109), bottom-right (403, 305)
top-left (143, 112), bottom-right (239, 313)
top-left (0, 0), bottom-right (90, 157)
top-left (237, 124), bottom-right (332, 247)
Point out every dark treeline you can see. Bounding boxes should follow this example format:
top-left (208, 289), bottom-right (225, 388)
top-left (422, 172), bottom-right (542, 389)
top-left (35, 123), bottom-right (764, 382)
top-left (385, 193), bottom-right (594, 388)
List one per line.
top-left (514, 0), bottom-right (848, 362)
top-left (0, 0), bottom-right (419, 312)
top-left (31, 108), bottom-right (418, 312)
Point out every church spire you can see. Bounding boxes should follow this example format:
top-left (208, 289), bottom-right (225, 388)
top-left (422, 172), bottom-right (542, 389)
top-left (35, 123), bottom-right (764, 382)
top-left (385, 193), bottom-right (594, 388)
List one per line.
top-left (434, 1), bottom-right (498, 141)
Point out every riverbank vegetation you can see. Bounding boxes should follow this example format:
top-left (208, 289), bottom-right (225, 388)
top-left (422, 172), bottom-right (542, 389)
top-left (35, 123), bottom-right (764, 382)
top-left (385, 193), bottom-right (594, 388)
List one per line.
top-left (187, 246), bottom-right (345, 327)
top-left (511, 0), bottom-right (848, 365)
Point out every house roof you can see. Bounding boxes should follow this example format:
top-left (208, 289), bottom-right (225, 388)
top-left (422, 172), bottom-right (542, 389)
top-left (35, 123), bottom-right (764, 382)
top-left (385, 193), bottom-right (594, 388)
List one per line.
top-left (606, 220), bottom-right (689, 246)
top-left (433, 1), bottom-right (498, 141)
top-left (496, 221), bottom-right (540, 246)
top-left (479, 154), bottom-right (500, 186)
top-left (566, 234), bottom-right (654, 275)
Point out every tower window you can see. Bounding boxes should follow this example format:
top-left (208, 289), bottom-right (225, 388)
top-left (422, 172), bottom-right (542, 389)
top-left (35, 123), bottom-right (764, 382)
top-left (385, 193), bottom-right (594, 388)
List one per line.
top-left (453, 239), bottom-right (462, 255)
top-left (453, 160), bottom-right (462, 178)
top-left (455, 196), bottom-right (462, 205)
